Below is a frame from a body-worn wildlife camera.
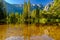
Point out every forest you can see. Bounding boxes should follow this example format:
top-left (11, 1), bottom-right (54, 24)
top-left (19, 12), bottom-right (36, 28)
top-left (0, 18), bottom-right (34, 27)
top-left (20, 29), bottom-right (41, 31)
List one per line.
top-left (0, 0), bottom-right (60, 25)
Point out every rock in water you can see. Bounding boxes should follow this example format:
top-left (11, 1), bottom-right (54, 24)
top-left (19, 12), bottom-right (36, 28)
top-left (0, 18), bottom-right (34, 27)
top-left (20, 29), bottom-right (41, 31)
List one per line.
top-left (30, 35), bottom-right (54, 40)
top-left (5, 36), bottom-right (24, 40)
top-left (40, 35), bottom-right (54, 40)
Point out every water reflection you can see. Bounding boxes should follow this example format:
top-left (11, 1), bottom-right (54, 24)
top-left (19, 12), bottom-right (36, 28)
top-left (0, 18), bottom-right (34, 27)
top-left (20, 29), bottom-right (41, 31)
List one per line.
top-left (30, 29), bottom-right (54, 40)
top-left (0, 25), bottom-right (54, 40)
top-left (5, 36), bottom-right (24, 40)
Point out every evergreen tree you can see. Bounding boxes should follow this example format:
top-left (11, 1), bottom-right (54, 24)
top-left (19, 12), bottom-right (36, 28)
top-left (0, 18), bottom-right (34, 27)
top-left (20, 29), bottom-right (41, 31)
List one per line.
top-left (31, 9), bottom-right (36, 18)
top-left (22, 0), bottom-right (31, 24)
top-left (28, 0), bottom-right (31, 13)
top-left (23, 0), bottom-right (28, 14)
top-left (15, 12), bottom-right (20, 24)
top-left (49, 0), bottom-right (60, 25)
top-left (0, 0), bottom-right (7, 24)
top-left (35, 5), bottom-right (40, 24)
top-left (30, 9), bottom-right (36, 24)
top-left (8, 13), bottom-right (17, 24)
top-left (22, 0), bottom-right (28, 24)
top-left (27, 0), bottom-right (32, 24)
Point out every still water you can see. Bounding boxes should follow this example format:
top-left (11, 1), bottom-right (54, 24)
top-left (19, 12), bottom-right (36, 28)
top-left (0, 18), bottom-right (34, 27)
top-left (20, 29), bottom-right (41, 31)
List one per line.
top-left (0, 24), bottom-right (55, 40)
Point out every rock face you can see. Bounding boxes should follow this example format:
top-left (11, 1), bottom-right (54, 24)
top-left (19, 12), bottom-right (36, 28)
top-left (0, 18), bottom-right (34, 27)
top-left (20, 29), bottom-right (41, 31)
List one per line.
top-left (4, 1), bottom-right (44, 13)
top-left (5, 36), bottom-right (24, 40)
top-left (44, 1), bottom-right (54, 11)
top-left (4, 1), bottom-right (23, 13)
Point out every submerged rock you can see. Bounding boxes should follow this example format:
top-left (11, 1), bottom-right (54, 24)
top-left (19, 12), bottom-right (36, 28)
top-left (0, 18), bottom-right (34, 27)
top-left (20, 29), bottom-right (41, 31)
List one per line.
top-left (5, 36), bottom-right (24, 40)
top-left (30, 35), bottom-right (54, 40)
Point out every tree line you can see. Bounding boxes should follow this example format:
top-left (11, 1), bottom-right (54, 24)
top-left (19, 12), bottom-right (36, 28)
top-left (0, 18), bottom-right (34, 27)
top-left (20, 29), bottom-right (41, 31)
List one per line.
top-left (0, 0), bottom-right (60, 25)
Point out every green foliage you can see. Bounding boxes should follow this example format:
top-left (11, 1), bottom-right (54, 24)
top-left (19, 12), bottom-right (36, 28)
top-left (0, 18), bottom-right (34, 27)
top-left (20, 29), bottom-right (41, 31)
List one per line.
top-left (1, 0), bottom-right (60, 25)
top-left (31, 9), bottom-right (36, 18)
top-left (7, 13), bottom-right (17, 24)
top-left (39, 18), bottom-right (47, 24)
top-left (15, 12), bottom-right (20, 24)
top-left (0, 1), bottom-right (7, 24)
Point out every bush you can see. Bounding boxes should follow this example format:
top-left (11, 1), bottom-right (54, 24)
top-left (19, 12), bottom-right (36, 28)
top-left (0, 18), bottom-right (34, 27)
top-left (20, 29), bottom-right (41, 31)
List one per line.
top-left (39, 18), bottom-right (47, 24)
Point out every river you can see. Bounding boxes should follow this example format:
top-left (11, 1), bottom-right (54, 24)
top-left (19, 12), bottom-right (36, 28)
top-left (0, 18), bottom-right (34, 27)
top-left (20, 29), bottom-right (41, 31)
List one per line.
top-left (0, 24), bottom-right (60, 40)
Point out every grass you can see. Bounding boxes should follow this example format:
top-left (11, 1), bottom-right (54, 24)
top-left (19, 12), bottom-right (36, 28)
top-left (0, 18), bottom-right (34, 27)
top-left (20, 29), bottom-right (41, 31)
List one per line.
top-left (0, 24), bottom-right (60, 40)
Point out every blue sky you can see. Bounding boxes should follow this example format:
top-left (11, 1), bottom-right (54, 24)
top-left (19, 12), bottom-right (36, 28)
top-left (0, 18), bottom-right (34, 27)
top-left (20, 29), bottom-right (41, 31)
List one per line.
top-left (4, 0), bottom-right (53, 6)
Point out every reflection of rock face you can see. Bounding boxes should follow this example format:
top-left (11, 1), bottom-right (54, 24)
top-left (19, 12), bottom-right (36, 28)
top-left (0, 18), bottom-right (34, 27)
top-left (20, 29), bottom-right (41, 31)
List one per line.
top-left (40, 35), bottom-right (54, 40)
top-left (30, 35), bottom-right (54, 40)
top-left (5, 36), bottom-right (24, 40)
top-left (6, 25), bottom-right (23, 37)
top-left (30, 36), bottom-right (41, 40)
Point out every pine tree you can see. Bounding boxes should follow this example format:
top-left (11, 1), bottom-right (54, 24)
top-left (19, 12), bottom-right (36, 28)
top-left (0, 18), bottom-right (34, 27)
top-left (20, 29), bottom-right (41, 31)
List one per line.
top-left (31, 9), bottom-right (36, 18)
top-left (49, 0), bottom-right (60, 13)
top-left (28, 0), bottom-right (31, 13)
top-left (22, 0), bottom-right (31, 24)
top-left (8, 12), bottom-right (17, 24)
top-left (27, 0), bottom-right (32, 24)
top-left (48, 0), bottom-right (60, 25)
top-left (22, 0), bottom-right (28, 24)
top-left (0, 0), bottom-right (7, 24)
top-left (35, 5), bottom-right (40, 24)
top-left (23, 0), bottom-right (28, 14)
top-left (36, 6), bottom-right (40, 18)
top-left (15, 12), bottom-right (20, 24)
